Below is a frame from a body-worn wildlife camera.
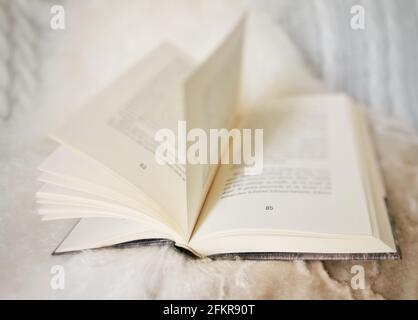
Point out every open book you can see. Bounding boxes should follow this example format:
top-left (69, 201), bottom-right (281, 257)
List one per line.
top-left (36, 17), bottom-right (399, 260)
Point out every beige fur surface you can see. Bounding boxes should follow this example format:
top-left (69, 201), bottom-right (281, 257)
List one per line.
top-left (0, 0), bottom-right (417, 299)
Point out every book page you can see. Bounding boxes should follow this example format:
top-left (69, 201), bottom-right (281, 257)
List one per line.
top-left (351, 106), bottom-right (396, 250)
top-left (52, 43), bottom-right (194, 237)
top-left (38, 146), bottom-right (164, 219)
top-left (184, 15), bottom-right (245, 238)
top-left (54, 218), bottom-right (180, 254)
top-left (191, 95), bottom-right (373, 241)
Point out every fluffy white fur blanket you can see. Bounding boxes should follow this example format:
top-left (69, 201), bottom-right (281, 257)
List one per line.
top-left (0, 0), bottom-right (417, 299)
